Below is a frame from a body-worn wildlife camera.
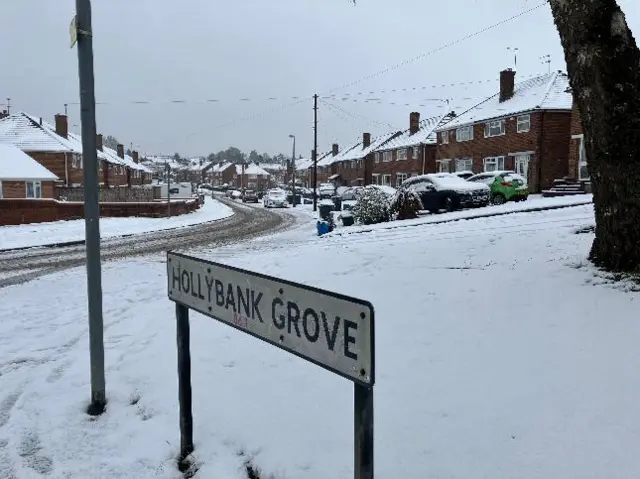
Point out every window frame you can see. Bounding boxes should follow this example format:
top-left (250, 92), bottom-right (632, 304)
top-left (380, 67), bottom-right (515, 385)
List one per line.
top-left (440, 131), bottom-right (449, 144)
top-left (455, 158), bottom-right (473, 172)
top-left (483, 156), bottom-right (505, 172)
top-left (517, 114), bottom-right (531, 133)
top-left (396, 148), bottom-right (408, 161)
top-left (396, 172), bottom-right (408, 186)
top-left (25, 180), bottom-right (42, 199)
top-left (375, 153), bottom-right (382, 163)
top-left (484, 119), bottom-right (506, 138)
top-left (382, 174), bottom-right (392, 186)
top-left (456, 125), bottom-right (473, 142)
top-left (382, 151), bottom-right (393, 163)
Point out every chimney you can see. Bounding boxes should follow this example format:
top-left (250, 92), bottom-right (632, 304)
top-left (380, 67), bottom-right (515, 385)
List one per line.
top-left (499, 68), bottom-right (516, 103)
top-left (132, 151), bottom-right (139, 163)
top-left (117, 143), bottom-right (125, 159)
top-left (363, 132), bottom-right (371, 148)
top-left (39, 117), bottom-right (43, 125)
top-left (96, 134), bottom-right (103, 151)
top-left (409, 112), bottom-right (420, 135)
top-left (0, 110), bottom-right (7, 120)
top-left (332, 143), bottom-right (339, 156)
top-left (55, 114), bottom-right (68, 138)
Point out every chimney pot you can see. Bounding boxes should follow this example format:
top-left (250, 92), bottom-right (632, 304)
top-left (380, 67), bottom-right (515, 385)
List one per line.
top-left (132, 151), bottom-right (139, 163)
top-left (96, 134), bottom-right (103, 151)
top-left (499, 69), bottom-right (516, 103)
top-left (54, 114), bottom-right (68, 139)
top-left (117, 144), bottom-right (125, 159)
top-left (332, 143), bottom-right (339, 156)
top-left (409, 112), bottom-right (420, 135)
top-left (363, 133), bottom-right (371, 148)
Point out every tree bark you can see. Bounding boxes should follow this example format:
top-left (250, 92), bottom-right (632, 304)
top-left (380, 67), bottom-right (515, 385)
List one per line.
top-left (549, 0), bottom-right (640, 272)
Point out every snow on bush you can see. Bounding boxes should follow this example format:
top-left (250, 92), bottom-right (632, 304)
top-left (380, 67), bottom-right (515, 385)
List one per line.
top-left (390, 189), bottom-right (423, 220)
top-left (352, 186), bottom-right (391, 225)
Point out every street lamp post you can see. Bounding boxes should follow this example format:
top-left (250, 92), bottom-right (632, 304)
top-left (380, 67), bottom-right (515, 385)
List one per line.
top-left (289, 134), bottom-right (296, 208)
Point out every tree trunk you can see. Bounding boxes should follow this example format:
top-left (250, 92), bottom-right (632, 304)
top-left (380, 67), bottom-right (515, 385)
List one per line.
top-left (549, 0), bottom-right (640, 272)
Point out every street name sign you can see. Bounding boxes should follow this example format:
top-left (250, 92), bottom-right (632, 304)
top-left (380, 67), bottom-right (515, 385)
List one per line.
top-left (167, 251), bottom-right (375, 478)
top-left (167, 251), bottom-right (374, 385)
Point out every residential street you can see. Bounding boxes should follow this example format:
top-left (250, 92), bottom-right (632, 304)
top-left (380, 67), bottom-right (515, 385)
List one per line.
top-left (0, 199), bottom-right (297, 289)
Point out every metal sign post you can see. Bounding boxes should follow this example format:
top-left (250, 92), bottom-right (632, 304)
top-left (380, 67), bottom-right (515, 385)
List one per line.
top-left (167, 251), bottom-right (375, 477)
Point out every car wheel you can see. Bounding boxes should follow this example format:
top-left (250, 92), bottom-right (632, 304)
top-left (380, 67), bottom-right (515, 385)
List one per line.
top-left (491, 193), bottom-right (506, 205)
top-left (444, 195), bottom-right (455, 212)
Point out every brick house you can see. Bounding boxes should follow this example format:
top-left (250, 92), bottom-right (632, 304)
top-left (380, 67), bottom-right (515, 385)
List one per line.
top-left (317, 143), bottom-right (362, 185)
top-left (312, 151), bottom-right (333, 184)
top-left (208, 161), bottom-right (236, 186)
top-left (568, 98), bottom-right (588, 181)
top-left (371, 112), bottom-right (447, 188)
top-left (0, 144), bottom-right (58, 198)
top-left (233, 163), bottom-right (270, 191)
top-left (435, 69), bottom-right (573, 192)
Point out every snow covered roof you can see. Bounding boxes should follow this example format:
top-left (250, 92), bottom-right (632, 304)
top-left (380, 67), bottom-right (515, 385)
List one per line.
top-left (0, 113), bottom-right (78, 153)
top-left (318, 143), bottom-right (361, 167)
top-left (437, 71), bottom-right (572, 131)
top-left (377, 113), bottom-right (449, 151)
top-left (211, 161), bottom-right (234, 173)
top-left (0, 143), bottom-right (58, 181)
top-left (235, 163), bottom-right (270, 176)
top-left (341, 131), bottom-right (403, 161)
top-left (295, 158), bottom-right (313, 170)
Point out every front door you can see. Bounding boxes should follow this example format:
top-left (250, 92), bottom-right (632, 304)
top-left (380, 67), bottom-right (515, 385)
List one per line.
top-left (514, 154), bottom-right (530, 182)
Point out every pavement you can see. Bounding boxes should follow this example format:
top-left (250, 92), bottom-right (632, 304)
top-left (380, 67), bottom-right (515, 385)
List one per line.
top-left (0, 198), bottom-right (297, 289)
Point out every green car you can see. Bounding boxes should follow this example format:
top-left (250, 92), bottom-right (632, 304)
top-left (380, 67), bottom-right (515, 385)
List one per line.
top-left (467, 170), bottom-right (529, 204)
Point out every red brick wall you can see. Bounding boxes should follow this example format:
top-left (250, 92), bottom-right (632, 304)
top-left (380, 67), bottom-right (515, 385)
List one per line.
top-left (570, 102), bottom-right (583, 136)
top-left (436, 111), bottom-right (571, 191)
top-left (1, 181), bottom-right (55, 199)
top-left (27, 152), bottom-right (68, 184)
top-left (538, 111), bottom-right (571, 188)
top-left (371, 145), bottom-right (425, 187)
top-left (0, 198), bottom-right (200, 226)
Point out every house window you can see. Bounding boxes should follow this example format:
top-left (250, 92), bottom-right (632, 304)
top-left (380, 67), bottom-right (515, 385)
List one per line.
top-left (436, 159), bottom-right (451, 173)
top-left (383, 151), bottom-right (393, 162)
top-left (578, 137), bottom-right (589, 180)
top-left (0, 180), bottom-right (3, 199)
top-left (382, 174), bottom-right (392, 186)
top-left (372, 174), bottom-right (381, 185)
top-left (350, 160), bottom-right (356, 168)
top-left (412, 146), bottom-right (420, 160)
top-left (483, 156), bottom-right (505, 172)
top-left (455, 158), bottom-right (473, 172)
top-left (397, 149), bottom-right (407, 161)
top-left (72, 154), bottom-right (83, 169)
top-left (375, 153), bottom-right (382, 163)
top-left (514, 154), bottom-right (530, 180)
top-left (441, 131), bottom-right (449, 144)
top-left (517, 114), bottom-right (531, 133)
top-left (456, 126), bottom-right (473, 142)
top-left (26, 181), bottom-right (42, 199)
top-left (396, 173), bottom-right (408, 186)
top-left (484, 120), bottom-right (505, 137)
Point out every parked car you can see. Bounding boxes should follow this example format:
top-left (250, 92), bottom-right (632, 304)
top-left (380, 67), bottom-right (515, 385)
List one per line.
top-left (230, 190), bottom-right (242, 200)
top-left (454, 170), bottom-right (475, 180)
top-left (264, 189), bottom-right (288, 208)
top-left (466, 170), bottom-right (529, 204)
top-left (400, 173), bottom-right (490, 213)
top-left (341, 187), bottom-right (361, 201)
top-left (242, 190), bottom-right (259, 203)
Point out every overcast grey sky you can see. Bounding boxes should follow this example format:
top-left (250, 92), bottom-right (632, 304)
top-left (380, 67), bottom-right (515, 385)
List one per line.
top-left (2, 0), bottom-right (639, 158)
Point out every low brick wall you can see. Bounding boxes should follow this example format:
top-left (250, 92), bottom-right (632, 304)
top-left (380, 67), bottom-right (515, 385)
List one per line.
top-left (0, 199), bottom-right (199, 226)
top-left (56, 185), bottom-right (157, 203)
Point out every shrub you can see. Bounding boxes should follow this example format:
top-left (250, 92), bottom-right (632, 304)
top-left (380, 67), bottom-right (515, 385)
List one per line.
top-left (352, 186), bottom-right (391, 225)
top-left (390, 189), bottom-right (423, 220)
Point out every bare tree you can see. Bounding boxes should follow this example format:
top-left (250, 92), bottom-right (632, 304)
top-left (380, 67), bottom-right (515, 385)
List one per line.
top-left (352, 0), bottom-right (640, 273)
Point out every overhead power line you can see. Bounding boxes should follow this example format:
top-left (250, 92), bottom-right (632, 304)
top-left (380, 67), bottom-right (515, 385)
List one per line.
top-left (324, 1), bottom-right (549, 94)
top-left (320, 99), bottom-right (399, 130)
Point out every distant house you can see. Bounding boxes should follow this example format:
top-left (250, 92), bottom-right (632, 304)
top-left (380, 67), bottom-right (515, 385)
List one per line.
top-left (317, 143), bottom-right (362, 185)
top-left (0, 144), bottom-right (58, 198)
top-left (234, 163), bottom-right (270, 191)
top-left (208, 161), bottom-right (236, 187)
top-left (262, 162), bottom-right (287, 185)
top-left (371, 112), bottom-right (447, 187)
top-left (435, 69), bottom-right (573, 192)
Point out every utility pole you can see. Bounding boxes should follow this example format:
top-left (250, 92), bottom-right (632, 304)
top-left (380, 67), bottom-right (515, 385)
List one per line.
top-left (74, 0), bottom-right (106, 415)
top-left (166, 161), bottom-right (171, 216)
top-left (312, 94), bottom-right (318, 212)
top-left (289, 135), bottom-right (296, 207)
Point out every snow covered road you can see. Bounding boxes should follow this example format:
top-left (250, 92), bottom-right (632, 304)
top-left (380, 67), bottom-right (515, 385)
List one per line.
top-left (0, 199), bottom-right (298, 289)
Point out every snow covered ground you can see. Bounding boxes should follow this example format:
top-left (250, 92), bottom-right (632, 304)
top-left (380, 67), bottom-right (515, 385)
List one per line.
top-left (4, 202), bottom-right (640, 478)
top-left (0, 197), bottom-right (233, 250)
